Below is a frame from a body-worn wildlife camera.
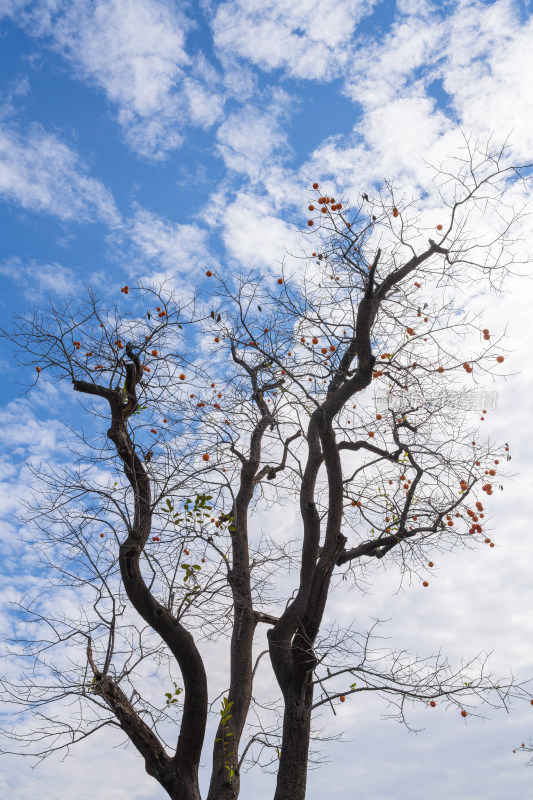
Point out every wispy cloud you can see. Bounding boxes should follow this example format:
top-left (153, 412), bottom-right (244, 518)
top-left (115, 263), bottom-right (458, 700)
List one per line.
top-left (212, 0), bottom-right (376, 80)
top-left (117, 204), bottom-right (215, 283)
top-left (0, 119), bottom-right (121, 225)
top-left (299, 0), bottom-right (533, 204)
top-left (218, 191), bottom-right (300, 271)
top-left (3, 0), bottom-right (225, 158)
top-left (0, 257), bottom-right (81, 301)
top-left (216, 88), bottom-right (294, 180)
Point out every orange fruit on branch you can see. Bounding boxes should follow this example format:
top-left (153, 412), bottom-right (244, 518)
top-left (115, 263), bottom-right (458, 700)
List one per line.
top-left (202, 454), bottom-right (210, 462)
top-left (206, 270), bottom-right (213, 277)
top-left (312, 182), bottom-right (319, 189)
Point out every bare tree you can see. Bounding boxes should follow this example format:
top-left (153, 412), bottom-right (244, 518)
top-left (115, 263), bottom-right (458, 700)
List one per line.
top-left (1, 140), bottom-right (531, 800)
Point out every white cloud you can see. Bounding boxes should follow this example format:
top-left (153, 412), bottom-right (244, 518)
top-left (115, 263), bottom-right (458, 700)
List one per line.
top-left (303, 96), bottom-right (454, 201)
top-left (216, 88), bottom-right (294, 179)
top-left (438, 0), bottom-right (533, 158)
top-left (121, 204), bottom-right (215, 283)
top-left (3, 0), bottom-right (225, 158)
top-left (212, 0), bottom-right (376, 80)
top-left (0, 120), bottom-right (121, 225)
top-left (342, 14), bottom-right (446, 110)
top-left (0, 257), bottom-right (81, 301)
top-left (220, 191), bottom-right (300, 271)
top-left (294, 0), bottom-right (533, 220)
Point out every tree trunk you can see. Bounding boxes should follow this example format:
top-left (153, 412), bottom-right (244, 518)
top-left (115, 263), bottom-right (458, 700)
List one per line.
top-left (273, 677), bottom-right (314, 800)
top-left (160, 767), bottom-right (203, 800)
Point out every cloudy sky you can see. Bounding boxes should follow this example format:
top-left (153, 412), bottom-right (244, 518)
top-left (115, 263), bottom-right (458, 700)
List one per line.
top-left (1, 0), bottom-right (533, 798)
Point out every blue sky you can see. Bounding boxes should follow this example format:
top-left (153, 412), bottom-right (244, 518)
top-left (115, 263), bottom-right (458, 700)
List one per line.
top-left (1, 0), bottom-right (533, 798)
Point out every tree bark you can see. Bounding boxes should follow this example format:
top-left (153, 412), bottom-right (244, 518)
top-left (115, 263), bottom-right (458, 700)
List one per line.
top-left (206, 356), bottom-right (272, 800)
top-left (74, 372), bottom-right (208, 800)
top-left (273, 677), bottom-right (314, 800)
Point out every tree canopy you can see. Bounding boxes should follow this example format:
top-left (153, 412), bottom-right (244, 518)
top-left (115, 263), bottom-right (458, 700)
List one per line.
top-left (1, 141), bottom-right (532, 800)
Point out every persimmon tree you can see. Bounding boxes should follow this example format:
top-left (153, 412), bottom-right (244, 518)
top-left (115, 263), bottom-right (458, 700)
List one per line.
top-left (1, 141), bottom-right (532, 800)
